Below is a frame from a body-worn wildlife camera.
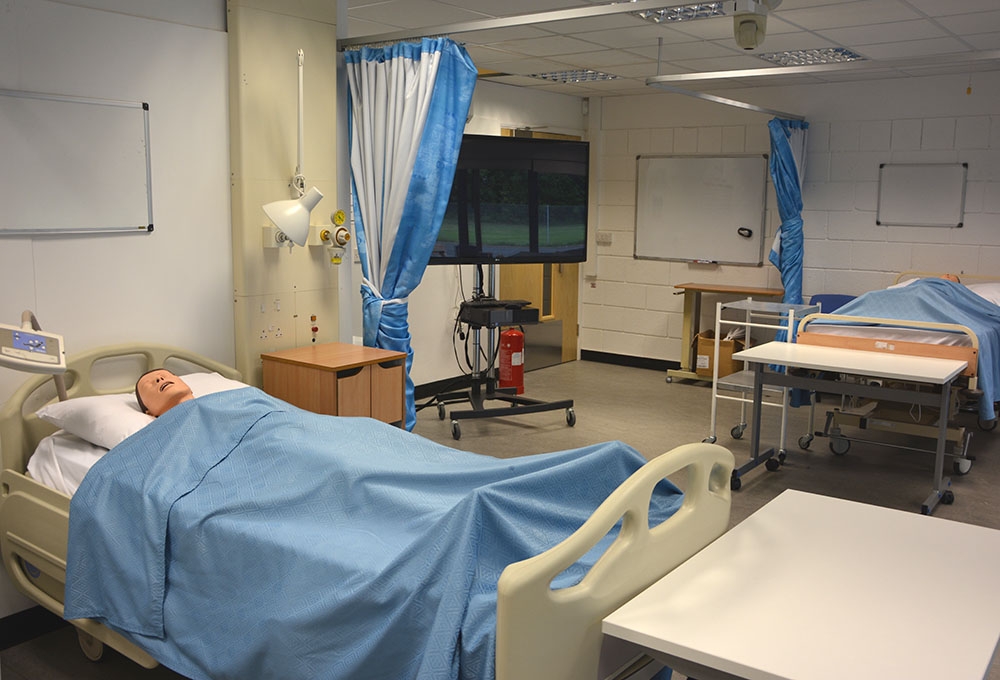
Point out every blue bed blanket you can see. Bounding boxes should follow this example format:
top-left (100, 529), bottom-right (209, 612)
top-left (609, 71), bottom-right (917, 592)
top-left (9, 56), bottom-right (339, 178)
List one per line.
top-left (814, 278), bottom-right (1000, 420)
top-left (64, 388), bottom-right (683, 680)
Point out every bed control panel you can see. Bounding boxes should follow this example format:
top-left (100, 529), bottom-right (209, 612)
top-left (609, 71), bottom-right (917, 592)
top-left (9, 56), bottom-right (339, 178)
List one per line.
top-left (0, 323), bottom-right (66, 374)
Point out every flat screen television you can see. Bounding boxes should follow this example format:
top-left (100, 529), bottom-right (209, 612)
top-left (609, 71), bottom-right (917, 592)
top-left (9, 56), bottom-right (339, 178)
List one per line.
top-left (428, 134), bottom-right (589, 265)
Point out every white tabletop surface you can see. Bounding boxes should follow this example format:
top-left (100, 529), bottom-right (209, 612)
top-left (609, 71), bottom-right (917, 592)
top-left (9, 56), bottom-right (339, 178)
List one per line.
top-left (603, 490), bottom-right (1000, 680)
top-left (732, 341), bottom-right (967, 384)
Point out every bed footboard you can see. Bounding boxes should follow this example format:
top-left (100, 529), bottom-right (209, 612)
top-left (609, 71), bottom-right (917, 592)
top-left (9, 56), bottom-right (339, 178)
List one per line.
top-left (495, 442), bottom-right (734, 680)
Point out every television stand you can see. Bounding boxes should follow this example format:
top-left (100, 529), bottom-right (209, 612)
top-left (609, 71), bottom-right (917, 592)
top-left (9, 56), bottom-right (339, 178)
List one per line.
top-left (431, 265), bottom-right (576, 441)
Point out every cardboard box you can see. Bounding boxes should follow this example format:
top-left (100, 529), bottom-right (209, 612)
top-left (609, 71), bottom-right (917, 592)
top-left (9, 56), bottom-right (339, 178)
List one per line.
top-left (695, 330), bottom-right (745, 378)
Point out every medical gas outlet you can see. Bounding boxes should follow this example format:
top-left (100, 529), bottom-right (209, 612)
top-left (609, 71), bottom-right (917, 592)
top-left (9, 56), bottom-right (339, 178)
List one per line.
top-left (309, 222), bottom-right (350, 265)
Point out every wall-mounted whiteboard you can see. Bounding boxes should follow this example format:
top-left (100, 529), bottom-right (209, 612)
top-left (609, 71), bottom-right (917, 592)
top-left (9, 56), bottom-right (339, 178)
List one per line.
top-left (634, 154), bottom-right (768, 265)
top-left (876, 163), bottom-right (966, 228)
top-left (0, 89), bottom-right (153, 235)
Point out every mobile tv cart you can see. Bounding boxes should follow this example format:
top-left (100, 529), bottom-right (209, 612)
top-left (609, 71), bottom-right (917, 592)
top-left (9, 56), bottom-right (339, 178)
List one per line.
top-left (432, 264), bottom-right (575, 441)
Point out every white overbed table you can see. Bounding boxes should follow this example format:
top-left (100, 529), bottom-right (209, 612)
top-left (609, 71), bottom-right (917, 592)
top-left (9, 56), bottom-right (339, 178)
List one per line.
top-left (603, 489), bottom-right (1000, 680)
top-left (731, 341), bottom-right (968, 514)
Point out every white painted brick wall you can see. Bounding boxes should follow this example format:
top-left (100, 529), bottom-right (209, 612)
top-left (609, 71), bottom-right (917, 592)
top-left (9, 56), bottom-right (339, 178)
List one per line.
top-left (674, 128), bottom-right (698, 153)
top-left (956, 116), bottom-right (990, 149)
top-left (859, 120), bottom-right (891, 151)
top-left (650, 128), bottom-right (674, 153)
top-left (721, 126), bottom-right (745, 153)
top-left (598, 205), bottom-right (636, 232)
top-left (891, 119), bottom-right (922, 150)
top-left (922, 117), bottom-right (956, 150)
top-left (697, 127), bottom-right (723, 153)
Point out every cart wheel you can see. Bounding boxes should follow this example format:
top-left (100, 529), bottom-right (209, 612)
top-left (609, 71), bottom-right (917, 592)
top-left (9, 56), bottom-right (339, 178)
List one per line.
top-left (953, 458), bottom-right (973, 475)
top-left (665, 376), bottom-right (673, 384)
top-left (765, 458), bottom-right (781, 472)
top-left (798, 434), bottom-right (813, 450)
top-left (942, 490), bottom-right (955, 505)
top-left (829, 437), bottom-right (850, 456)
top-left (702, 435), bottom-right (717, 444)
top-left (437, 403), bottom-right (446, 420)
top-left (77, 629), bottom-right (104, 662)
top-left (730, 424), bottom-right (745, 440)
top-left (730, 474), bottom-right (742, 491)
top-left (566, 408), bottom-right (576, 427)
top-left (778, 450), bottom-right (787, 463)
top-left (978, 417), bottom-right (997, 432)
top-left (451, 421), bottom-right (461, 441)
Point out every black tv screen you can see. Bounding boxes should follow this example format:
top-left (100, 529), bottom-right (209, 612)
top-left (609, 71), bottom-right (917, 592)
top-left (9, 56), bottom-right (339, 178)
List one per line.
top-left (429, 134), bottom-right (589, 265)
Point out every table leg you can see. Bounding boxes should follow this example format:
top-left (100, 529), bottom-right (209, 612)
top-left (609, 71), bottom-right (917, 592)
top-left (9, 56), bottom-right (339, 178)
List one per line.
top-left (922, 380), bottom-right (954, 515)
top-left (667, 290), bottom-right (702, 383)
top-left (730, 362), bottom-right (775, 490)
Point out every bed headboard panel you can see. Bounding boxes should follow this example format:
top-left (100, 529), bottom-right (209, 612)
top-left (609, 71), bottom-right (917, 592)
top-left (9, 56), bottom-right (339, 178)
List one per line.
top-left (0, 344), bottom-right (242, 475)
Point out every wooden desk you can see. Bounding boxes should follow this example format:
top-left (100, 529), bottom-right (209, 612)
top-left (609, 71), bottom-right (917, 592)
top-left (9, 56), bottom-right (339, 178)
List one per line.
top-left (261, 343), bottom-right (407, 427)
top-left (668, 282), bottom-right (783, 383)
top-left (732, 342), bottom-right (968, 513)
top-left (604, 489), bottom-right (1000, 680)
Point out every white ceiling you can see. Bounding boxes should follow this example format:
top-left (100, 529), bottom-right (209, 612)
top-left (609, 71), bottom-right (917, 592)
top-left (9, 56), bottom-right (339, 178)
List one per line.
top-left (345, 0), bottom-right (1000, 96)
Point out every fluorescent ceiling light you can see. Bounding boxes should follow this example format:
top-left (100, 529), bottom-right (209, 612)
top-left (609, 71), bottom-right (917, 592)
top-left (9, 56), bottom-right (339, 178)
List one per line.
top-left (757, 47), bottom-right (865, 67)
top-left (531, 69), bottom-right (621, 83)
top-left (632, 2), bottom-right (725, 23)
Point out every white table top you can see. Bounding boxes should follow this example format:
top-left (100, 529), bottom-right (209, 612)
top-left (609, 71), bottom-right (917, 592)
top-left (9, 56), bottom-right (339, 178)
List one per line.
top-left (732, 341), bottom-right (968, 384)
top-left (603, 490), bottom-right (1000, 680)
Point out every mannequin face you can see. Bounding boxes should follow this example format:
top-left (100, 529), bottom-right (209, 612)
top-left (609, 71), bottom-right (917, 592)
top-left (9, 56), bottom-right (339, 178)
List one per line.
top-left (136, 369), bottom-right (193, 416)
top-left (940, 273), bottom-right (961, 283)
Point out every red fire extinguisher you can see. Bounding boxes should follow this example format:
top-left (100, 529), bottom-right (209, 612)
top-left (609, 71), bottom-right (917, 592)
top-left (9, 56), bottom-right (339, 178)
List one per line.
top-left (498, 328), bottom-right (525, 394)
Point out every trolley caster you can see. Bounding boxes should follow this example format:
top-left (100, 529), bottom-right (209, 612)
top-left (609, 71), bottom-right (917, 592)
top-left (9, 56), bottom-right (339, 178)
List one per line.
top-left (451, 421), bottom-right (461, 440)
top-left (953, 458), bottom-right (973, 475)
top-left (829, 437), bottom-right (850, 456)
top-left (798, 434), bottom-right (813, 450)
top-left (437, 403), bottom-right (447, 420)
top-left (941, 490), bottom-right (955, 505)
top-left (765, 458), bottom-right (781, 472)
top-left (665, 376), bottom-right (673, 384)
top-left (730, 424), bottom-right (746, 440)
top-left (566, 408), bottom-right (576, 427)
top-left (978, 417), bottom-right (997, 432)
top-left (778, 450), bottom-right (787, 463)
top-left (730, 474), bottom-right (742, 491)
top-left (702, 435), bottom-right (717, 444)
top-left (77, 629), bottom-right (104, 662)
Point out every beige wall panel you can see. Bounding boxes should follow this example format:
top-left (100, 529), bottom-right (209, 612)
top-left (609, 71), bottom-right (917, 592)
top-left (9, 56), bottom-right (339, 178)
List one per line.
top-left (294, 288), bottom-right (340, 347)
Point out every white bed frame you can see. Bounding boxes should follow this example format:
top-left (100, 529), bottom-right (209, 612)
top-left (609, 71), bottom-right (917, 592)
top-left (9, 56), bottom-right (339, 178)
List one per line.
top-left (0, 343), bottom-right (735, 680)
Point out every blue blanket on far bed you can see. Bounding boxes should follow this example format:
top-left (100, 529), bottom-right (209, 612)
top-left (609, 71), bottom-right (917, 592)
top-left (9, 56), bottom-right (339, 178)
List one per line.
top-left (819, 278), bottom-right (1000, 420)
top-left (64, 389), bottom-right (683, 680)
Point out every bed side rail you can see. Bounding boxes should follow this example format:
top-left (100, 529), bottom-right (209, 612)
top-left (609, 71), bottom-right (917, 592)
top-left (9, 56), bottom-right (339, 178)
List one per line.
top-left (0, 469), bottom-right (157, 668)
top-left (495, 442), bottom-right (734, 680)
top-left (796, 313), bottom-right (979, 379)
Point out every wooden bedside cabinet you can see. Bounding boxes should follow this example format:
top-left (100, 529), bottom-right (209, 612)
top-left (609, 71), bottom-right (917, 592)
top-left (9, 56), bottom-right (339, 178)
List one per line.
top-left (261, 343), bottom-right (407, 427)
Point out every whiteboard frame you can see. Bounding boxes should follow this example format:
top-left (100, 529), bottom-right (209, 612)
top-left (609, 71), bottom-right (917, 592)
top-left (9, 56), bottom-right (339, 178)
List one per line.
top-left (875, 162), bottom-right (967, 229)
top-left (0, 89), bottom-right (154, 236)
top-left (633, 153), bottom-right (769, 266)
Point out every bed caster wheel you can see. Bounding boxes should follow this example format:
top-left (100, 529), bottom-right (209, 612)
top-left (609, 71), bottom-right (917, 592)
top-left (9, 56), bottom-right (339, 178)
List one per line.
top-left (953, 458), bottom-right (973, 475)
top-left (798, 435), bottom-right (813, 450)
top-left (978, 417), bottom-right (997, 431)
top-left (730, 424), bottom-right (745, 440)
top-left (437, 403), bottom-right (446, 420)
top-left (665, 376), bottom-right (673, 383)
top-left (77, 629), bottom-right (104, 662)
top-left (765, 458), bottom-right (781, 472)
top-left (730, 474), bottom-right (742, 491)
top-left (702, 435), bottom-right (717, 444)
top-left (566, 408), bottom-right (576, 427)
top-left (778, 450), bottom-right (787, 463)
top-left (829, 437), bottom-right (850, 456)
top-left (451, 421), bottom-right (461, 440)
top-left (942, 490), bottom-right (955, 505)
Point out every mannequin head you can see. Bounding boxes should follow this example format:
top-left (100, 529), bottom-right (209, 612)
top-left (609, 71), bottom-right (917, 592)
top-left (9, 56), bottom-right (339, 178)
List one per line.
top-left (135, 369), bottom-right (193, 416)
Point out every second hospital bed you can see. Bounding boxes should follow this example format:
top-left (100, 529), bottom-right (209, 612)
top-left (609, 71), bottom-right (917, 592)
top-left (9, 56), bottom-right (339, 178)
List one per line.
top-left (0, 342), bottom-right (735, 680)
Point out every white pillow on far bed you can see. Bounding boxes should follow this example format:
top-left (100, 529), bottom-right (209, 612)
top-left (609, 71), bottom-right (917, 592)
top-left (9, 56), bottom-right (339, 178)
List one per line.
top-left (967, 282), bottom-right (1000, 307)
top-left (35, 372), bottom-right (245, 450)
top-left (27, 429), bottom-right (108, 497)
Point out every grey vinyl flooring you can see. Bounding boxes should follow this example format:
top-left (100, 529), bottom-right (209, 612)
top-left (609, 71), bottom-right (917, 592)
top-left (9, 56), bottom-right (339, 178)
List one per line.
top-left (3, 359), bottom-right (998, 679)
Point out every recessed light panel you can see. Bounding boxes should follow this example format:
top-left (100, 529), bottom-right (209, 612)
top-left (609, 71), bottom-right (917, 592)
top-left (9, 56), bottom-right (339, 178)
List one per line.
top-left (632, 2), bottom-right (726, 23)
top-left (530, 69), bottom-right (622, 83)
top-left (756, 47), bottom-right (866, 66)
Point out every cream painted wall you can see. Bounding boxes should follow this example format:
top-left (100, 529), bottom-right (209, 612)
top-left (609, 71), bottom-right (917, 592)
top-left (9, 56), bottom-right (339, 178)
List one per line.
top-left (586, 71), bottom-right (1000, 364)
top-left (407, 80), bottom-right (587, 387)
top-left (0, 0), bottom-right (231, 617)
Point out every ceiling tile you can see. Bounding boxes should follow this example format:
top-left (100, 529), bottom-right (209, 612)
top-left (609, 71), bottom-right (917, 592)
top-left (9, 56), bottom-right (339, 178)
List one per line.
top-left (901, 0), bottom-right (1000, 17)
top-left (734, 32), bottom-right (837, 53)
top-left (433, 0), bottom-right (584, 15)
top-left (858, 36), bottom-right (970, 59)
top-left (570, 24), bottom-right (699, 49)
top-left (604, 61), bottom-right (668, 78)
top-left (475, 56), bottom-right (579, 75)
top-left (776, 1), bottom-right (920, 30)
top-left (345, 17), bottom-right (401, 38)
top-left (543, 13), bottom-right (648, 35)
top-left (488, 74), bottom-right (553, 87)
top-left (629, 40), bottom-right (739, 61)
top-left (350, 0), bottom-right (490, 27)
top-left (551, 48), bottom-right (652, 68)
top-left (934, 10), bottom-right (1000, 36)
top-left (814, 68), bottom-right (907, 82)
top-left (668, 54), bottom-right (777, 71)
top-left (965, 32), bottom-right (1000, 49)
top-left (818, 19), bottom-right (947, 45)
top-left (450, 26), bottom-right (555, 45)
top-left (492, 34), bottom-right (603, 57)
top-left (463, 45), bottom-right (521, 65)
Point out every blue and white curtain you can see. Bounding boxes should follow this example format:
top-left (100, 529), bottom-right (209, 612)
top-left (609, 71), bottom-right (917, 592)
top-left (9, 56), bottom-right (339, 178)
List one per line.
top-left (345, 38), bottom-right (477, 431)
top-left (767, 117), bottom-right (809, 306)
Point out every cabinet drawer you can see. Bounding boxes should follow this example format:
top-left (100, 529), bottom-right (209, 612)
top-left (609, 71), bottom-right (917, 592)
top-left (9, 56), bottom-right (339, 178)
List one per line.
top-left (262, 360), bottom-right (337, 416)
top-left (336, 365), bottom-right (371, 418)
top-left (370, 359), bottom-right (404, 425)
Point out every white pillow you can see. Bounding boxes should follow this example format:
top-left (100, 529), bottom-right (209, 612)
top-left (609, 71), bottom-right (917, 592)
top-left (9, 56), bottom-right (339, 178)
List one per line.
top-left (36, 392), bottom-right (153, 451)
top-left (887, 277), bottom-right (918, 289)
top-left (35, 371), bottom-right (245, 450)
top-left (27, 429), bottom-right (108, 496)
top-left (967, 282), bottom-right (1000, 307)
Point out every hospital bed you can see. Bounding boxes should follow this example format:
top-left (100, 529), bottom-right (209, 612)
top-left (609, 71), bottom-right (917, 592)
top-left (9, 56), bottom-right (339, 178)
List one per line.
top-left (793, 271), bottom-right (1000, 474)
top-left (0, 342), bottom-right (734, 680)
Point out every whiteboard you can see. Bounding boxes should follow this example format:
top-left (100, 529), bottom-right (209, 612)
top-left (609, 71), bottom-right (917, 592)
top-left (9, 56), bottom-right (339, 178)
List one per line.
top-left (876, 163), bottom-right (966, 228)
top-left (0, 89), bottom-right (152, 235)
top-left (634, 154), bottom-right (767, 265)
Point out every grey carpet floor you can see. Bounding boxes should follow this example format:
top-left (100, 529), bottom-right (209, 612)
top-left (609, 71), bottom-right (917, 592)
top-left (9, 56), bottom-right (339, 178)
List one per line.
top-left (4, 359), bottom-right (997, 678)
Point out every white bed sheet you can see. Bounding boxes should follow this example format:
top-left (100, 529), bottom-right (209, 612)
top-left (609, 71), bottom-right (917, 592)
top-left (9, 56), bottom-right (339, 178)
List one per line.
top-left (27, 429), bottom-right (107, 497)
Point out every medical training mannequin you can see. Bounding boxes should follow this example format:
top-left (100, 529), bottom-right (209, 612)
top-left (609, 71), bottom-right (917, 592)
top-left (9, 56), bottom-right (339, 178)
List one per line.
top-left (135, 369), bottom-right (194, 416)
top-left (940, 273), bottom-right (961, 283)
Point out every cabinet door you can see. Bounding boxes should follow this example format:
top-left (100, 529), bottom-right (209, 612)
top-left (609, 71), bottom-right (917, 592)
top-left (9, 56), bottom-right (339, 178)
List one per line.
top-left (337, 366), bottom-right (371, 417)
top-left (371, 360), bottom-right (404, 425)
top-left (263, 360), bottom-right (337, 415)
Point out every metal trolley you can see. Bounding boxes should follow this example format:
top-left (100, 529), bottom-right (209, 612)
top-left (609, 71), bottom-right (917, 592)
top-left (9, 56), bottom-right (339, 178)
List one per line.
top-left (702, 298), bottom-right (820, 489)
